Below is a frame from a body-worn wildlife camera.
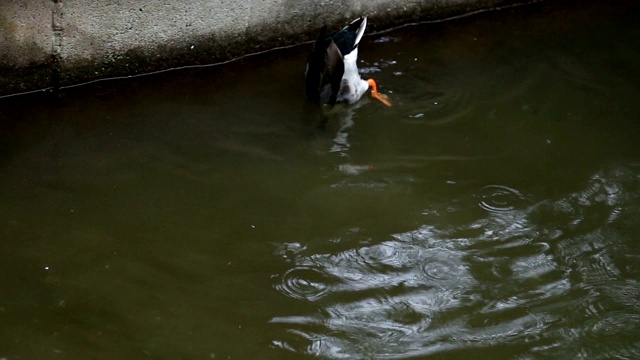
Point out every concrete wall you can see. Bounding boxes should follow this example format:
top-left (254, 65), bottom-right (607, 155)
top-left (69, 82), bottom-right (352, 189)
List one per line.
top-left (1, 0), bottom-right (526, 97)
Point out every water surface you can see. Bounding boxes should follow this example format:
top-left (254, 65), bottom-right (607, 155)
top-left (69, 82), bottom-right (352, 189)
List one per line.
top-left (1, 0), bottom-right (640, 358)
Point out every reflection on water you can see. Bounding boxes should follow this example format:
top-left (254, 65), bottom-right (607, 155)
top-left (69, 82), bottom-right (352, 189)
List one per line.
top-left (272, 166), bottom-right (640, 359)
top-left (1, 0), bottom-right (640, 359)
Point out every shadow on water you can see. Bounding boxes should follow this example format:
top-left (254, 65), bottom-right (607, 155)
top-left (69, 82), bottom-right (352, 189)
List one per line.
top-left (1, 0), bottom-right (640, 359)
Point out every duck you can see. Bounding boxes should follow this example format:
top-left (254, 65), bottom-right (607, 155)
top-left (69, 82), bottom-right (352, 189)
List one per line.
top-left (304, 17), bottom-right (392, 107)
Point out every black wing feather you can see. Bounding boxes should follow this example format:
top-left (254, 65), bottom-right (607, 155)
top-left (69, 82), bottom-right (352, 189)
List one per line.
top-left (304, 25), bottom-right (328, 102)
top-left (323, 40), bottom-right (344, 105)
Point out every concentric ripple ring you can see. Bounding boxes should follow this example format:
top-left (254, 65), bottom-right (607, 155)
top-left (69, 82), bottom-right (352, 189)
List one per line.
top-left (477, 185), bottom-right (528, 214)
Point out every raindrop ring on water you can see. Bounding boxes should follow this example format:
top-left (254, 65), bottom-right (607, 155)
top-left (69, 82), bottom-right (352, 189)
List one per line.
top-left (477, 185), bottom-right (527, 214)
top-left (275, 266), bottom-right (332, 302)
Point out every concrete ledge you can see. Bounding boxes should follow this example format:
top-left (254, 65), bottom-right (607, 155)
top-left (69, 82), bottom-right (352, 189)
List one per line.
top-left (1, 0), bottom-right (530, 97)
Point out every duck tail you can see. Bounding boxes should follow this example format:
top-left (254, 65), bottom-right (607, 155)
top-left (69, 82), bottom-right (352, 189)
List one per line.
top-left (352, 17), bottom-right (367, 47)
top-left (331, 17), bottom-right (367, 56)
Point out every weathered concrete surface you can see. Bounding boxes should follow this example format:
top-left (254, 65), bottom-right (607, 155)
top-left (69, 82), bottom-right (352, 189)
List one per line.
top-left (0, 1), bottom-right (54, 94)
top-left (1, 0), bottom-right (530, 97)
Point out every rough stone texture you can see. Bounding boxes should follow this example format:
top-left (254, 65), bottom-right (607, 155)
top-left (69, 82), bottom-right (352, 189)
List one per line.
top-left (0, 0), bottom-right (53, 94)
top-left (1, 0), bottom-right (529, 96)
top-left (0, 0), bottom-right (52, 67)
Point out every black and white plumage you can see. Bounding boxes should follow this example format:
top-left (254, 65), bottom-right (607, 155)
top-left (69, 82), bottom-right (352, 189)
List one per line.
top-left (304, 17), bottom-right (391, 107)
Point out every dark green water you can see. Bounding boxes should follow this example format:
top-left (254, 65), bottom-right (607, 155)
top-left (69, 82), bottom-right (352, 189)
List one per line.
top-left (1, 1), bottom-right (640, 358)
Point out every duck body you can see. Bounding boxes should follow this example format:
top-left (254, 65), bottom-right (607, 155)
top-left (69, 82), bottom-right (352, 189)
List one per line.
top-left (305, 17), bottom-right (370, 106)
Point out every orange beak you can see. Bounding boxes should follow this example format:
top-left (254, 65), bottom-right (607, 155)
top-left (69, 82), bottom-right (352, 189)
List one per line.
top-left (367, 79), bottom-right (392, 107)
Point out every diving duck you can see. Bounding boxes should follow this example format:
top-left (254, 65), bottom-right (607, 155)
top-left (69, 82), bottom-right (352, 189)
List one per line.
top-left (304, 17), bottom-right (392, 107)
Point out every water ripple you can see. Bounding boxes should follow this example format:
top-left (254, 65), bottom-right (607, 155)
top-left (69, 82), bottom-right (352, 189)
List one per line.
top-left (272, 165), bottom-right (640, 359)
top-left (537, 169), bottom-right (635, 236)
top-left (477, 185), bottom-right (529, 214)
top-left (565, 311), bottom-right (640, 359)
top-left (420, 248), bottom-right (472, 287)
top-left (275, 266), bottom-right (335, 301)
top-left (400, 84), bottom-right (472, 127)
